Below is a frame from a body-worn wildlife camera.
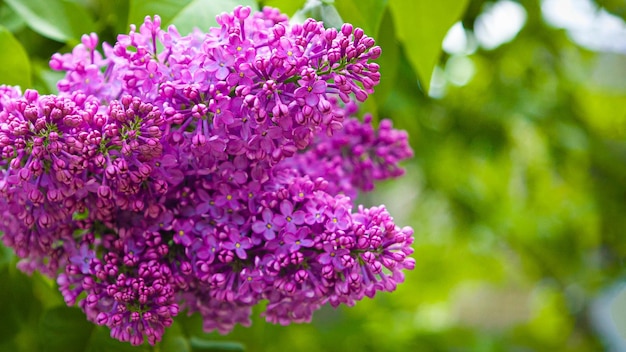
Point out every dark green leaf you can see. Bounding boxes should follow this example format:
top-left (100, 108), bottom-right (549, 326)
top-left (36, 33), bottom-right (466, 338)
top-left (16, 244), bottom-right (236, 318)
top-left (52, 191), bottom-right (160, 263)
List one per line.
top-left (0, 26), bottom-right (31, 88)
top-left (0, 267), bottom-right (21, 343)
top-left (32, 272), bottom-right (64, 309)
top-left (0, 266), bottom-right (43, 351)
top-left (97, 0), bottom-right (131, 35)
top-left (388, 0), bottom-right (469, 92)
top-left (163, 335), bottom-right (192, 352)
top-left (175, 312), bottom-right (205, 338)
top-left (333, 0), bottom-right (387, 38)
top-left (190, 337), bottom-right (245, 352)
top-left (85, 327), bottom-right (149, 352)
top-left (38, 306), bottom-right (94, 352)
top-left (161, 320), bottom-right (191, 352)
top-left (4, 0), bottom-right (96, 43)
top-left (0, 241), bottom-right (15, 267)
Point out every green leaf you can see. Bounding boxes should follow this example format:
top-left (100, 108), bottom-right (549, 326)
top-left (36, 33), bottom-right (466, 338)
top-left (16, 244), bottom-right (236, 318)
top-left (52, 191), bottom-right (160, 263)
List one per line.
top-left (333, 0), bottom-right (388, 38)
top-left (319, 4), bottom-right (344, 29)
top-left (596, 0), bottom-right (626, 21)
top-left (128, 0), bottom-right (258, 35)
top-left (4, 0), bottom-right (96, 43)
top-left (0, 26), bottom-right (32, 88)
top-left (161, 320), bottom-right (191, 352)
top-left (261, 0), bottom-right (307, 16)
top-left (0, 267), bottom-right (21, 343)
top-left (127, 0), bottom-right (192, 29)
top-left (85, 326), bottom-right (149, 352)
top-left (372, 7), bottom-right (400, 107)
top-left (170, 0), bottom-right (258, 35)
top-left (0, 3), bottom-right (26, 32)
top-left (97, 0), bottom-right (131, 35)
top-left (190, 337), bottom-right (245, 352)
top-left (32, 272), bottom-right (64, 309)
top-left (163, 335), bottom-right (191, 352)
top-left (388, 0), bottom-right (469, 93)
top-left (38, 306), bottom-right (94, 352)
top-left (0, 241), bottom-right (15, 267)
top-left (31, 61), bottom-right (66, 95)
top-left (292, 1), bottom-right (343, 29)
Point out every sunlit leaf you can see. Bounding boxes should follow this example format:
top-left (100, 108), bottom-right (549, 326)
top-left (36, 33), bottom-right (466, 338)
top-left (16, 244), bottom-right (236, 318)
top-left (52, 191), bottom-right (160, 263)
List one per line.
top-left (389, 0), bottom-right (469, 92)
top-left (127, 0), bottom-right (192, 29)
top-left (31, 61), bottom-right (66, 95)
top-left (319, 4), bottom-right (344, 29)
top-left (372, 8), bottom-right (400, 107)
top-left (333, 0), bottom-right (387, 38)
top-left (0, 26), bottom-right (32, 88)
top-left (128, 0), bottom-right (258, 35)
top-left (170, 0), bottom-right (258, 34)
top-left (291, 1), bottom-right (343, 29)
top-left (0, 3), bottom-right (25, 32)
top-left (261, 0), bottom-right (307, 16)
top-left (4, 0), bottom-right (96, 43)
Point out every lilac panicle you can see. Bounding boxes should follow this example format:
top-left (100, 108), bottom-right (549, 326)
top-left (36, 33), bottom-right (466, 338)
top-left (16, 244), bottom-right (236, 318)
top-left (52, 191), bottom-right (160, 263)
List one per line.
top-left (0, 5), bottom-right (414, 346)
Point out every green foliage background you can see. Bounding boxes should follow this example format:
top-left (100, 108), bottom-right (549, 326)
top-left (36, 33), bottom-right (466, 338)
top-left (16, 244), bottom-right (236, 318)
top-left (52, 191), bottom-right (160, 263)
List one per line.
top-left (1, 0), bottom-right (625, 350)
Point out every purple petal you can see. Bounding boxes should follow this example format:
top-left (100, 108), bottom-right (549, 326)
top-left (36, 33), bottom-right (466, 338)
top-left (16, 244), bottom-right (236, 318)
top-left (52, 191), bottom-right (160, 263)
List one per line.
top-left (312, 80), bottom-right (327, 93)
top-left (264, 229), bottom-right (276, 241)
top-left (236, 247), bottom-right (247, 260)
top-left (305, 93), bottom-right (319, 106)
top-left (251, 221), bottom-right (266, 234)
top-left (280, 200), bottom-right (293, 216)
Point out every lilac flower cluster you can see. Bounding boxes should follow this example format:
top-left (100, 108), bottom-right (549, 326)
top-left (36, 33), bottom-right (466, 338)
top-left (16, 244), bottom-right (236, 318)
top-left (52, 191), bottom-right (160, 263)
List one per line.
top-left (0, 6), bottom-right (414, 346)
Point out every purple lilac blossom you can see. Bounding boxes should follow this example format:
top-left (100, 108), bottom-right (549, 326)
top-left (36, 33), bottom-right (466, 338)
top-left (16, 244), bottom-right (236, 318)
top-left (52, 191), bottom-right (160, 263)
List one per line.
top-left (0, 5), bottom-right (414, 346)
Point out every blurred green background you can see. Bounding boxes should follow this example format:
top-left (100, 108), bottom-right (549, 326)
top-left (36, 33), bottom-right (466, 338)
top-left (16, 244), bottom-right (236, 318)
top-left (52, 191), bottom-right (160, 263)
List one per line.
top-left (1, 0), bottom-right (626, 350)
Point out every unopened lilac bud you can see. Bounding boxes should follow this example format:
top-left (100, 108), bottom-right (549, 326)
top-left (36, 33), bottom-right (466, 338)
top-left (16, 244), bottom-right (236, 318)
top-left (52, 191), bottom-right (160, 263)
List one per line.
top-left (341, 23), bottom-right (353, 36)
top-left (24, 89), bottom-right (39, 102)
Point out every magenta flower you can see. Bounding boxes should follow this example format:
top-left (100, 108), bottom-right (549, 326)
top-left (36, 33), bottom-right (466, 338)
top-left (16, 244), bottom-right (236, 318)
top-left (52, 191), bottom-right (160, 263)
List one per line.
top-left (283, 228), bottom-right (314, 252)
top-left (318, 243), bottom-right (351, 270)
top-left (192, 233), bottom-right (220, 264)
top-left (325, 207), bottom-right (351, 232)
top-left (172, 219), bottom-right (195, 247)
top-left (0, 5), bottom-right (414, 346)
top-left (204, 49), bottom-right (234, 80)
top-left (251, 208), bottom-right (280, 240)
top-left (222, 228), bottom-right (253, 260)
top-left (275, 200), bottom-right (305, 233)
top-left (68, 243), bottom-right (96, 274)
top-left (295, 79), bottom-right (327, 106)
